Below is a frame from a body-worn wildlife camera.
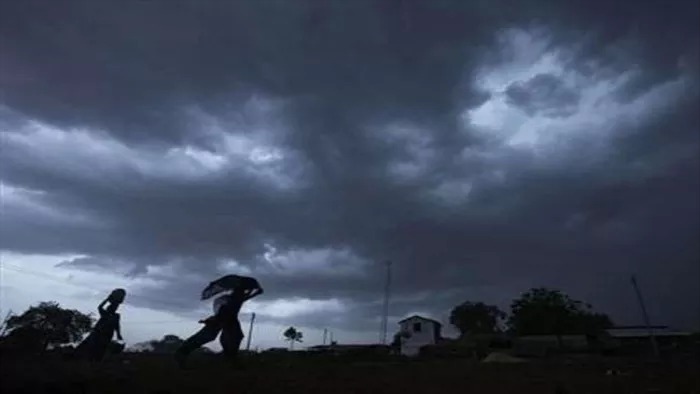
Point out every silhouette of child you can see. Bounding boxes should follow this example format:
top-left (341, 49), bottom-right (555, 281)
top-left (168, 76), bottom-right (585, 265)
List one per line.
top-left (77, 288), bottom-right (126, 361)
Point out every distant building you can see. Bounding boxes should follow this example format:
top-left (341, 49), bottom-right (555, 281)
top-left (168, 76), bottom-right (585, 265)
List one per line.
top-left (606, 325), bottom-right (690, 339)
top-left (397, 315), bottom-right (442, 356)
top-left (605, 326), bottom-right (692, 351)
top-left (510, 326), bottom-right (694, 357)
top-left (513, 335), bottom-right (589, 357)
top-left (264, 347), bottom-right (289, 353)
top-left (308, 343), bottom-right (390, 356)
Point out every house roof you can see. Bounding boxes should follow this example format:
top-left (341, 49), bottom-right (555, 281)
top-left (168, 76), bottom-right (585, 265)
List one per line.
top-left (398, 315), bottom-right (442, 326)
top-left (605, 327), bottom-right (690, 338)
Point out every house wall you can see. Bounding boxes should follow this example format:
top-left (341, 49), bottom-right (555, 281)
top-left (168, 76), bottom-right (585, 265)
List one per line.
top-left (399, 317), bottom-right (438, 356)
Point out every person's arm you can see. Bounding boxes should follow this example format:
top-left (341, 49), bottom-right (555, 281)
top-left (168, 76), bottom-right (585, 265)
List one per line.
top-left (97, 298), bottom-right (109, 316)
top-left (115, 315), bottom-right (123, 341)
top-left (198, 316), bottom-right (217, 324)
top-left (244, 285), bottom-right (264, 301)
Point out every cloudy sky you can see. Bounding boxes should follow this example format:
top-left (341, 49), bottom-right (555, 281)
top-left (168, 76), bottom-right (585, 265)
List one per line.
top-left (1, 0), bottom-right (698, 349)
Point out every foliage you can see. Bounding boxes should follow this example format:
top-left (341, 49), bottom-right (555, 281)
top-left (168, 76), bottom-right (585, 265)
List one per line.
top-left (389, 329), bottom-right (415, 354)
top-left (449, 301), bottom-right (506, 337)
top-left (508, 288), bottom-right (613, 338)
top-left (283, 327), bottom-right (303, 350)
top-left (390, 331), bottom-right (409, 350)
top-left (390, 332), bottom-right (402, 349)
top-left (0, 326), bottom-right (47, 353)
top-left (4, 302), bottom-right (93, 351)
top-left (148, 334), bottom-right (185, 353)
top-left (134, 334), bottom-right (210, 354)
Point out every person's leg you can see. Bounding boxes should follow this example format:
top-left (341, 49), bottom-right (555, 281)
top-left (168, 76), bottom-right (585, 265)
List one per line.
top-left (90, 332), bottom-right (112, 361)
top-left (91, 319), bottom-right (119, 361)
top-left (79, 324), bottom-right (109, 362)
top-left (220, 319), bottom-right (244, 361)
top-left (176, 322), bottom-right (221, 365)
top-left (75, 332), bottom-right (94, 359)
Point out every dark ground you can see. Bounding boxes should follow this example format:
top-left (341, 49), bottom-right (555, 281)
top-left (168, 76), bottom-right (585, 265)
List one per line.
top-left (1, 353), bottom-right (698, 394)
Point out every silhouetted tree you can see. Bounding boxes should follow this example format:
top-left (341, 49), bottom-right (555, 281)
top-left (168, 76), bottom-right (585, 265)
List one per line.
top-left (390, 331), bottom-right (403, 348)
top-left (283, 327), bottom-right (303, 350)
top-left (390, 330), bottom-right (412, 354)
top-left (449, 301), bottom-right (506, 337)
top-left (390, 332), bottom-right (401, 352)
top-left (149, 334), bottom-right (184, 353)
top-left (4, 302), bottom-right (92, 351)
top-left (135, 334), bottom-right (212, 354)
top-left (509, 288), bottom-right (613, 347)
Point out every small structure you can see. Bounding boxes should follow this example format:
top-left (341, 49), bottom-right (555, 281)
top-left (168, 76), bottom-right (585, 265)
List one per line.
top-left (397, 315), bottom-right (442, 356)
top-left (605, 326), bottom-right (692, 353)
top-left (606, 326), bottom-right (690, 341)
top-left (308, 343), bottom-right (390, 356)
top-left (513, 335), bottom-right (589, 357)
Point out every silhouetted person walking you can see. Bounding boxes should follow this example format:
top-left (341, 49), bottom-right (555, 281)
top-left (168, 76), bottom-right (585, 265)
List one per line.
top-left (77, 288), bottom-right (125, 361)
top-left (176, 275), bottom-right (263, 367)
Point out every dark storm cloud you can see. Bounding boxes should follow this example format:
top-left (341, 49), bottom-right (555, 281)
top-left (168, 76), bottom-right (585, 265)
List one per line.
top-left (505, 74), bottom-right (580, 117)
top-left (528, 0), bottom-right (699, 99)
top-left (0, 0), bottom-right (507, 145)
top-left (1, 0), bottom-right (698, 331)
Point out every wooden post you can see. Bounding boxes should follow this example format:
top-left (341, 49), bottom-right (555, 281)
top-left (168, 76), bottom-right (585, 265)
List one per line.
top-left (245, 313), bottom-right (256, 351)
top-left (380, 260), bottom-right (392, 344)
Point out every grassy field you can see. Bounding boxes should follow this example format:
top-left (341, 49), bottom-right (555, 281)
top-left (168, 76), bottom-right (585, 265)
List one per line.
top-left (1, 352), bottom-right (698, 394)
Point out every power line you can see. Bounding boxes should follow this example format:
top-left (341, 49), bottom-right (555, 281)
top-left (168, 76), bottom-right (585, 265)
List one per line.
top-left (0, 263), bottom-right (217, 314)
top-left (0, 263), bottom-right (269, 349)
top-left (0, 262), bottom-right (260, 338)
top-left (1, 263), bottom-right (254, 311)
top-left (2, 262), bottom-right (105, 293)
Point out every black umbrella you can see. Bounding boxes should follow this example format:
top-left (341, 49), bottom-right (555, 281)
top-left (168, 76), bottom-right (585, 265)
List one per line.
top-left (200, 274), bottom-right (258, 300)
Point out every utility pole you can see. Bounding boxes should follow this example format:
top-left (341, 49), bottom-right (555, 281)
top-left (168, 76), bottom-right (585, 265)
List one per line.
top-left (245, 312), bottom-right (256, 351)
top-left (380, 260), bottom-right (392, 345)
top-left (630, 275), bottom-right (659, 357)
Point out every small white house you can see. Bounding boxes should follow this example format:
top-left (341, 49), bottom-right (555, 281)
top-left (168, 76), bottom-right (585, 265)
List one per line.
top-left (397, 315), bottom-right (442, 356)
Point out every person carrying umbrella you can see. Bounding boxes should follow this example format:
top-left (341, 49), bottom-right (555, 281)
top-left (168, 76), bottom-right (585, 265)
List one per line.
top-left (176, 275), bottom-right (263, 367)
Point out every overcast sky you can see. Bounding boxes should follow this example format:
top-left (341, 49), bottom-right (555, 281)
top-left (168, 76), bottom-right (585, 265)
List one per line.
top-left (1, 0), bottom-right (698, 350)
